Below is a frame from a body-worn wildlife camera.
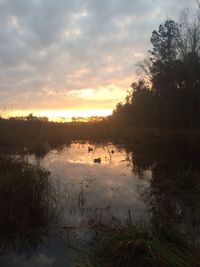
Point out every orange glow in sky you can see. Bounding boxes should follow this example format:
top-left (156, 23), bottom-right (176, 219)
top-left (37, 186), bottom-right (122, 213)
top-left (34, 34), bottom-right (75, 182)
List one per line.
top-left (7, 108), bottom-right (113, 122)
top-left (0, 1), bottom-right (196, 121)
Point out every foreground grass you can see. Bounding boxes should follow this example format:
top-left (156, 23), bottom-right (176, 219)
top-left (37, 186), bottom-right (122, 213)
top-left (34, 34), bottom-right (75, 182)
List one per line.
top-left (79, 212), bottom-right (200, 267)
top-left (0, 155), bottom-right (60, 252)
top-left (78, 165), bottom-right (200, 267)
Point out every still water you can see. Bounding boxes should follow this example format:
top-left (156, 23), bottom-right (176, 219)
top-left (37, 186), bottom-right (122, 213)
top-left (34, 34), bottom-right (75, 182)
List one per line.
top-left (41, 142), bottom-right (151, 223)
top-left (1, 142), bottom-right (152, 267)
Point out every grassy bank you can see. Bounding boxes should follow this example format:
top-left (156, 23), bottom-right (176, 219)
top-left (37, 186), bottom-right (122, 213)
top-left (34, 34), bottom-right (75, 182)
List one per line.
top-left (79, 211), bottom-right (200, 267)
top-left (0, 155), bottom-right (60, 252)
top-left (1, 118), bottom-right (200, 149)
top-left (76, 165), bottom-right (200, 266)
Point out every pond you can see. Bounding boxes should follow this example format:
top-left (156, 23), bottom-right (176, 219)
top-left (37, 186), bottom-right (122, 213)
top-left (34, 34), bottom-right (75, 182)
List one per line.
top-left (40, 142), bottom-right (151, 223)
top-left (1, 140), bottom-right (200, 266)
top-left (0, 142), bottom-right (152, 267)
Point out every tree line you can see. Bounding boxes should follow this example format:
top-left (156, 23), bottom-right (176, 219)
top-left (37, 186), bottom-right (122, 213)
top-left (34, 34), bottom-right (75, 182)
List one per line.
top-left (111, 9), bottom-right (200, 129)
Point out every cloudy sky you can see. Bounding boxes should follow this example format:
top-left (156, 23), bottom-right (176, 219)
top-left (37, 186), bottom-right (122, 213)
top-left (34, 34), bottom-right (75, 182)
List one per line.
top-left (0, 0), bottom-right (197, 120)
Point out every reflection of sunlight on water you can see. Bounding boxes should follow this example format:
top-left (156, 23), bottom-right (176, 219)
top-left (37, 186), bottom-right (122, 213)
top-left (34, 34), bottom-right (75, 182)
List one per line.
top-left (2, 142), bottom-right (152, 267)
top-left (37, 142), bottom-right (151, 226)
top-left (55, 143), bottom-right (130, 167)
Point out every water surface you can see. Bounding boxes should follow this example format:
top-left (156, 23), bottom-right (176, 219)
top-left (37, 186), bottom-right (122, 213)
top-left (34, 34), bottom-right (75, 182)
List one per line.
top-left (40, 142), bottom-right (151, 224)
top-left (1, 142), bottom-right (152, 267)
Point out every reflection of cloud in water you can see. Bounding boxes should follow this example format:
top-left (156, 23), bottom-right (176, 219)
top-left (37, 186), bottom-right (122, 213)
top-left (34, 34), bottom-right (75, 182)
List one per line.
top-left (67, 159), bottom-right (93, 164)
top-left (1, 254), bottom-right (53, 267)
top-left (2, 143), bottom-right (152, 267)
top-left (39, 143), bottom-right (150, 223)
top-left (0, 234), bottom-right (81, 267)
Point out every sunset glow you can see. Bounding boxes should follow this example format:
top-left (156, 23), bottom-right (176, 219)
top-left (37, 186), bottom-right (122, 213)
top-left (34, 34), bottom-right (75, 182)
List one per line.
top-left (7, 109), bottom-right (113, 122)
top-left (0, 1), bottom-right (199, 265)
top-left (0, 0), bottom-right (196, 120)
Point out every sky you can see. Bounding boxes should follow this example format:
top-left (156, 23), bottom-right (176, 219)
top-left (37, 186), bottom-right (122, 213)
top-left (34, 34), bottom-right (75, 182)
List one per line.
top-left (0, 0), bottom-right (197, 120)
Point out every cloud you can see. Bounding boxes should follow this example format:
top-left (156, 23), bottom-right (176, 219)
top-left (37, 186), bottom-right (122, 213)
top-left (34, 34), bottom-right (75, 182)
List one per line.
top-left (0, 0), bottom-right (197, 112)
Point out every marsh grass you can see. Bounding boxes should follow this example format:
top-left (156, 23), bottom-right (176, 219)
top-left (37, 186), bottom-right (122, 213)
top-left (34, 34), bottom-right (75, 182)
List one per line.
top-left (0, 155), bottom-right (60, 253)
top-left (78, 211), bottom-right (200, 267)
top-left (2, 119), bottom-right (200, 152)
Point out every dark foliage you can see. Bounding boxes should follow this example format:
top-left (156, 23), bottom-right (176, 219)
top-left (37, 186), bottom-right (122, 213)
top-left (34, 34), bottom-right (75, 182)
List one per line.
top-left (111, 14), bottom-right (200, 129)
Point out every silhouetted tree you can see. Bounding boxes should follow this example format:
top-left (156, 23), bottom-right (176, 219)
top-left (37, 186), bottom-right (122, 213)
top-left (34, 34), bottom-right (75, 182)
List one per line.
top-left (27, 113), bottom-right (34, 121)
top-left (111, 10), bottom-right (200, 129)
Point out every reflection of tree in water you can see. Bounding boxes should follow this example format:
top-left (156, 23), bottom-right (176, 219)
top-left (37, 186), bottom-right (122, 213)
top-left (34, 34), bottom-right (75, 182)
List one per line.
top-left (127, 141), bottom-right (200, 248)
top-left (0, 156), bottom-right (61, 254)
top-left (18, 143), bottom-right (68, 161)
top-left (128, 141), bottom-right (200, 172)
top-left (150, 164), bottom-right (200, 248)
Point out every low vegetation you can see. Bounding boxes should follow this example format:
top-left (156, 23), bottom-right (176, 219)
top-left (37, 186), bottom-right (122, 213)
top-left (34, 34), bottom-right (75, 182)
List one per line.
top-left (0, 155), bottom-right (60, 252)
top-left (79, 211), bottom-right (200, 267)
